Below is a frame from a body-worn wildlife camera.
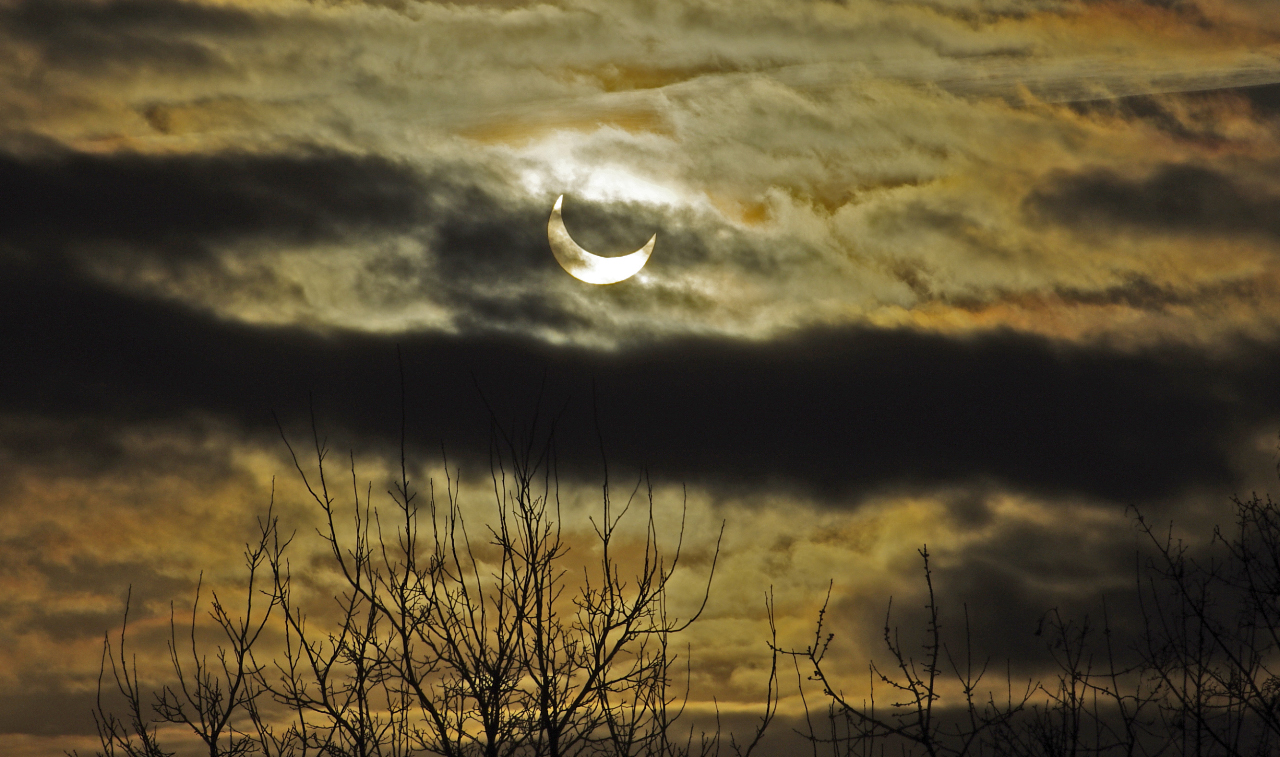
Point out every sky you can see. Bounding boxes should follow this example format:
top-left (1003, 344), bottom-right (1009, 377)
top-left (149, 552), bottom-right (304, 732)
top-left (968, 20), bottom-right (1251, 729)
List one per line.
top-left (3, 0), bottom-right (1280, 753)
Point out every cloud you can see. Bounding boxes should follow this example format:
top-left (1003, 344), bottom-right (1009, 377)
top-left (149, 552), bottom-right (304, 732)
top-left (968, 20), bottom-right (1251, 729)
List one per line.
top-left (3, 256), bottom-right (1276, 506)
top-left (0, 146), bottom-right (427, 259)
top-left (933, 507), bottom-right (1146, 668)
top-left (1026, 162), bottom-right (1280, 241)
top-left (0, 692), bottom-right (98, 736)
top-left (0, 0), bottom-right (261, 73)
top-left (0, 141), bottom-right (764, 339)
top-left (1243, 81), bottom-right (1280, 117)
top-left (4, 2), bottom-right (1280, 745)
top-left (1, 1), bottom-right (1276, 345)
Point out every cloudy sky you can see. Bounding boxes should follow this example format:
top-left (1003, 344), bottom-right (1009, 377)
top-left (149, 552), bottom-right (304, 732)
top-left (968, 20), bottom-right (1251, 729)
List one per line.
top-left (3, 0), bottom-right (1280, 753)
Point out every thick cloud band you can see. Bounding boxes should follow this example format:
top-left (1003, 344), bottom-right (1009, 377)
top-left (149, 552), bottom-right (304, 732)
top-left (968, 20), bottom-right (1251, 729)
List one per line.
top-left (1, 262), bottom-right (1269, 505)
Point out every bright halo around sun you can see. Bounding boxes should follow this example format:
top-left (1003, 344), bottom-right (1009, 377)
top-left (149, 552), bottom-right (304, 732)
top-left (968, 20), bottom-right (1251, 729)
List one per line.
top-left (520, 163), bottom-right (683, 207)
top-left (515, 134), bottom-right (687, 208)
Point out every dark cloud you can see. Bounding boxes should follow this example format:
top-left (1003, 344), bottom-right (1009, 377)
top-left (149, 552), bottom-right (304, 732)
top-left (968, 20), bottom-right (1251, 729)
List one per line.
top-left (0, 0), bottom-right (261, 73)
top-left (935, 525), bottom-right (1146, 672)
top-left (423, 176), bottom-right (553, 282)
top-left (945, 275), bottom-right (1265, 315)
top-left (821, 504), bottom-right (1159, 685)
top-left (578, 327), bottom-right (1253, 505)
top-left (13, 606), bottom-right (137, 644)
top-left (835, 556), bottom-right (1069, 676)
top-left (1241, 82), bottom-right (1280, 119)
top-left (1077, 0), bottom-right (1215, 23)
top-left (1025, 162), bottom-right (1280, 241)
top-left (0, 144), bottom-right (1273, 508)
top-left (1, 255), bottom-right (1275, 507)
top-left (0, 143), bottom-right (738, 338)
top-left (0, 146), bottom-right (427, 263)
top-left (0, 142), bottom-right (700, 270)
top-left (1052, 275), bottom-right (1261, 311)
top-left (1066, 93), bottom-right (1228, 144)
top-left (0, 691), bottom-right (98, 735)
top-left (1063, 80), bottom-right (1280, 148)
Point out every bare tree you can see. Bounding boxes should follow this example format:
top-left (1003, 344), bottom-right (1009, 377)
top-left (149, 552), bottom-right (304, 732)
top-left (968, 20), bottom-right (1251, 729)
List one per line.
top-left (78, 409), bottom-right (777, 757)
top-left (81, 588), bottom-right (174, 757)
top-left (77, 505), bottom-right (286, 757)
top-left (784, 546), bottom-right (1033, 757)
top-left (1133, 494), bottom-right (1280, 757)
top-left (987, 603), bottom-right (1163, 757)
top-left (780, 487), bottom-right (1280, 757)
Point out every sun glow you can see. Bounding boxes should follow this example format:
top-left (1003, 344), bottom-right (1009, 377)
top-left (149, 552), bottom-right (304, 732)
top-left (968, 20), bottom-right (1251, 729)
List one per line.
top-left (515, 133), bottom-right (687, 208)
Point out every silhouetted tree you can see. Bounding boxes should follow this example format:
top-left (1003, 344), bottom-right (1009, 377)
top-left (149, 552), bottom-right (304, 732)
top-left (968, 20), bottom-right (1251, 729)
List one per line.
top-left (786, 490), bottom-right (1280, 757)
top-left (1132, 493), bottom-right (1280, 756)
top-left (784, 546), bottom-right (1033, 757)
top-left (77, 410), bottom-right (777, 757)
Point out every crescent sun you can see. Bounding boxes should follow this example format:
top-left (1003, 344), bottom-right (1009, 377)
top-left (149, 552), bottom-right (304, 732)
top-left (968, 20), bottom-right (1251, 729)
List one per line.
top-left (547, 195), bottom-right (656, 285)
